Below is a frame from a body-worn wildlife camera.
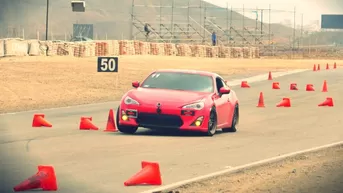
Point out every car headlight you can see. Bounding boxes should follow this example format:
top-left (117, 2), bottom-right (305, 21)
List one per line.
top-left (124, 96), bottom-right (139, 105)
top-left (182, 101), bottom-right (205, 110)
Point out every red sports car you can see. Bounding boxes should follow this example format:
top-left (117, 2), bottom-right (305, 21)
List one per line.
top-left (116, 69), bottom-right (239, 136)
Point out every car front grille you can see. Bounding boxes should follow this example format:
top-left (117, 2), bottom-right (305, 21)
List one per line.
top-left (136, 113), bottom-right (183, 128)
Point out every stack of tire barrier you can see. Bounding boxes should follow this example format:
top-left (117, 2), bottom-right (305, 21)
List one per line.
top-left (45, 41), bottom-right (58, 56)
top-left (0, 39), bottom-right (4, 57)
top-left (150, 43), bottom-right (165, 56)
top-left (218, 46), bottom-right (231, 58)
top-left (231, 47), bottom-right (243, 58)
top-left (133, 41), bottom-right (141, 55)
top-left (248, 47), bottom-right (256, 58)
top-left (85, 42), bottom-right (96, 57)
top-left (73, 42), bottom-right (96, 57)
top-left (164, 43), bottom-right (177, 56)
top-left (119, 40), bottom-right (135, 55)
top-left (150, 43), bottom-right (157, 55)
top-left (205, 46), bottom-right (219, 58)
top-left (254, 47), bottom-right (260, 58)
top-left (57, 42), bottom-right (73, 56)
top-left (0, 38), bottom-right (261, 58)
top-left (95, 42), bottom-right (108, 56)
top-left (158, 43), bottom-right (166, 55)
top-left (190, 45), bottom-right (206, 57)
top-left (73, 43), bottom-right (84, 57)
top-left (138, 41), bottom-right (151, 55)
top-left (242, 47), bottom-right (251, 58)
top-left (176, 44), bottom-right (192, 56)
top-left (106, 40), bottom-right (119, 56)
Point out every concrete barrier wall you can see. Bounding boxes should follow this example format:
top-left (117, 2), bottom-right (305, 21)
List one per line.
top-left (3, 38), bottom-right (29, 57)
top-left (0, 39), bottom-right (4, 57)
top-left (0, 38), bottom-right (260, 59)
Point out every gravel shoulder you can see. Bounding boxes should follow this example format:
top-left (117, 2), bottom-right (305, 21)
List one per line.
top-left (163, 144), bottom-right (343, 193)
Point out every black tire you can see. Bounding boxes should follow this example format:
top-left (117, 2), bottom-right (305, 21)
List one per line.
top-left (116, 107), bottom-right (138, 134)
top-left (206, 107), bottom-right (217, 136)
top-left (222, 104), bottom-right (239, 133)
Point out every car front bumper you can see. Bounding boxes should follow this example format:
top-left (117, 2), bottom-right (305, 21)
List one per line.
top-left (118, 104), bottom-right (210, 132)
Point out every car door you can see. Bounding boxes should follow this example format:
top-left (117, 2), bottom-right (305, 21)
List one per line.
top-left (213, 77), bottom-right (231, 126)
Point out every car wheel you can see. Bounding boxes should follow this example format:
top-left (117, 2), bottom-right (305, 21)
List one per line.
top-left (206, 108), bottom-right (217, 136)
top-left (222, 104), bottom-right (239, 133)
top-left (116, 107), bottom-right (138, 134)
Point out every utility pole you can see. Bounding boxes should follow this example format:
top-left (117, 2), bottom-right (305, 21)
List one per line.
top-left (292, 6), bottom-right (296, 58)
top-left (260, 10), bottom-right (263, 35)
top-left (45, 0), bottom-right (49, 40)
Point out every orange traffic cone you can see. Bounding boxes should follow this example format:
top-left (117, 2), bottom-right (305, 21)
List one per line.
top-left (313, 64), bottom-right (316, 71)
top-left (322, 80), bottom-right (328, 92)
top-left (79, 117), bottom-right (99, 130)
top-left (272, 82), bottom-right (280, 89)
top-left (290, 83), bottom-right (298, 90)
top-left (13, 165), bottom-right (57, 191)
top-left (276, 98), bottom-right (291, 107)
top-left (268, 71), bottom-right (272, 80)
top-left (326, 63), bottom-right (329, 70)
top-left (318, 97), bottom-right (334, 107)
top-left (257, 92), bottom-right (265, 107)
top-left (104, 109), bottom-right (117, 132)
top-left (241, 81), bottom-right (250, 88)
top-left (306, 84), bottom-right (315, 91)
top-left (334, 62), bottom-right (337, 69)
top-left (317, 64), bottom-right (320, 71)
top-left (32, 114), bottom-right (52, 127)
top-left (124, 161), bottom-right (162, 186)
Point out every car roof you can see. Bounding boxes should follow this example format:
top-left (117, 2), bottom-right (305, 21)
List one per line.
top-left (154, 69), bottom-right (219, 77)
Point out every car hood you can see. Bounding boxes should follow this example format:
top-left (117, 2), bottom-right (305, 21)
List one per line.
top-left (128, 88), bottom-right (210, 106)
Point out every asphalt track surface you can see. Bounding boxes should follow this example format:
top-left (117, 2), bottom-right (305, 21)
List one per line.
top-left (0, 68), bottom-right (342, 193)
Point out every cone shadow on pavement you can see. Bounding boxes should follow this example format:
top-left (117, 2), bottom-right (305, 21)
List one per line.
top-left (104, 109), bottom-right (118, 132)
top-left (13, 165), bottom-right (57, 192)
top-left (79, 117), bottom-right (99, 130)
top-left (124, 161), bottom-right (162, 186)
top-left (32, 114), bottom-right (52, 127)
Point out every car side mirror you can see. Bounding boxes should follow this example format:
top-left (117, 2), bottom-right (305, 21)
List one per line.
top-left (219, 87), bottom-right (230, 94)
top-left (132, 81), bottom-right (140, 88)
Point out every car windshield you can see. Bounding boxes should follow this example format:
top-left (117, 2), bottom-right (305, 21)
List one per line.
top-left (141, 72), bottom-right (214, 92)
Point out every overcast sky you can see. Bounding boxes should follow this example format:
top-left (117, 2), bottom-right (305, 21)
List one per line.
top-left (203, 0), bottom-right (342, 26)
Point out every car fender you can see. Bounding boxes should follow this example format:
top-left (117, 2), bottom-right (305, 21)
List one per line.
top-left (229, 90), bottom-right (239, 106)
top-left (204, 96), bottom-right (215, 114)
top-left (224, 90), bottom-right (238, 126)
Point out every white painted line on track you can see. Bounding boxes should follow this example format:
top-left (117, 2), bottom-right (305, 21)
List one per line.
top-left (140, 140), bottom-right (343, 193)
top-left (228, 69), bottom-right (308, 86)
top-left (0, 69), bottom-right (308, 116)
